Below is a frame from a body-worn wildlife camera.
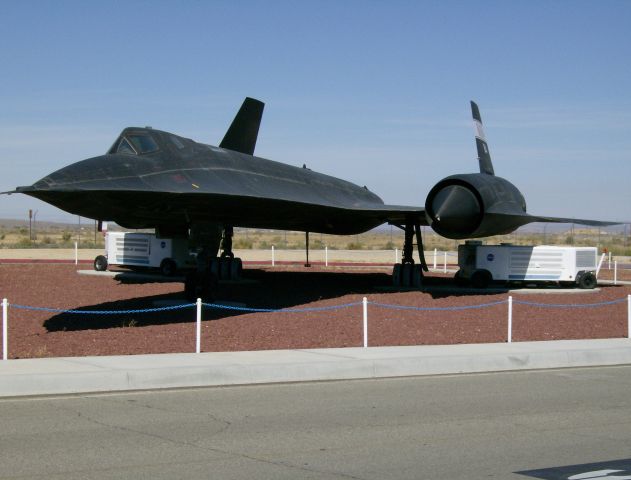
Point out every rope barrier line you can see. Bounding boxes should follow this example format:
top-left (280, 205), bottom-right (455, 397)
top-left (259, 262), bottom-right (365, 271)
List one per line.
top-left (201, 301), bottom-right (363, 313)
top-left (4, 296), bottom-right (629, 315)
top-left (7, 301), bottom-right (363, 315)
top-left (513, 298), bottom-right (627, 309)
top-left (368, 300), bottom-right (508, 312)
top-left (9, 304), bottom-right (195, 314)
top-left (3, 294), bottom-right (631, 359)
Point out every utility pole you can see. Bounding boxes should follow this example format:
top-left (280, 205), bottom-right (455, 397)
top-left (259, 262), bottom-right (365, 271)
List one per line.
top-left (28, 209), bottom-right (32, 240)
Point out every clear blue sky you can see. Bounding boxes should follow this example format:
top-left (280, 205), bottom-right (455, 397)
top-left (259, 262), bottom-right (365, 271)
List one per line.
top-left (1, 0), bottom-right (629, 225)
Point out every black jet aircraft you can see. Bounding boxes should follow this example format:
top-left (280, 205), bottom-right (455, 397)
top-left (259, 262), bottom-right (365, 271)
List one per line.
top-left (4, 98), bottom-right (615, 297)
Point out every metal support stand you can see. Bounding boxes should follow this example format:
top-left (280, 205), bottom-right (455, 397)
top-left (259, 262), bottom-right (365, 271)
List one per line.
top-left (402, 224), bottom-right (415, 265)
top-left (220, 226), bottom-right (234, 258)
top-left (305, 231), bottom-right (311, 267)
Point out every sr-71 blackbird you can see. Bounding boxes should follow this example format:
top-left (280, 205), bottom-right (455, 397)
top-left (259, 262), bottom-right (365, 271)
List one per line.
top-left (5, 98), bottom-right (615, 297)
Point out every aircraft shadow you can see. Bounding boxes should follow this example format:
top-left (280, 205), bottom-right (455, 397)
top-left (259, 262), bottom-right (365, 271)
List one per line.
top-left (44, 269), bottom-right (610, 331)
top-left (44, 269), bottom-right (389, 331)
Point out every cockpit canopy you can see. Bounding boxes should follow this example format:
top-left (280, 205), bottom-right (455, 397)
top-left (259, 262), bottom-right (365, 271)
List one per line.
top-left (108, 131), bottom-right (160, 155)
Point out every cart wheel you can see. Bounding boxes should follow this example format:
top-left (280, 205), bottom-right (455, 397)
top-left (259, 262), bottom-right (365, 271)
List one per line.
top-left (577, 272), bottom-right (597, 289)
top-left (471, 269), bottom-right (491, 289)
top-left (454, 270), bottom-right (468, 286)
top-left (94, 255), bottom-right (108, 271)
top-left (160, 258), bottom-right (177, 277)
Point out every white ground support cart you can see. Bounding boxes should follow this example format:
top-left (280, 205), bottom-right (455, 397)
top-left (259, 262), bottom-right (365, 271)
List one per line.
top-left (456, 241), bottom-right (598, 289)
top-left (93, 232), bottom-right (195, 276)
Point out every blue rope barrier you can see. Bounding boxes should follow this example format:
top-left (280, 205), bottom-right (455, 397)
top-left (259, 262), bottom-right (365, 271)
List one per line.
top-left (513, 298), bottom-right (628, 309)
top-left (368, 299), bottom-right (507, 312)
top-left (201, 301), bottom-right (363, 313)
top-left (6, 295), bottom-right (628, 315)
top-left (8, 301), bottom-right (362, 315)
top-left (9, 303), bottom-right (195, 315)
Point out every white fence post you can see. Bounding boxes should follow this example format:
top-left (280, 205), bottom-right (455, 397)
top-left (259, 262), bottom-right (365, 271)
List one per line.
top-left (362, 297), bottom-right (368, 348)
top-left (628, 295), bottom-right (630, 340)
top-left (395, 248), bottom-right (398, 264)
top-left (433, 248), bottom-right (437, 270)
top-left (196, 298), bottom-right (202, 354)
top-left (608, 252), bottom-right (612, 270)
top-left (596, 253), bottom-right (606, 277)
top-left (507, 296), bottom-right (513, 343)
top-left (2, 298), bottom-right (7, 361)
top-left (325, 246), bottom-right (328, 267)
top-left (271, 245), bottom-right (275, 267)
top-left (614, 261), bottom-right (618, 285)
top-left (74, 241), bottom-right (78, 265)
top-left (443, 252), bottom-right (447, 273)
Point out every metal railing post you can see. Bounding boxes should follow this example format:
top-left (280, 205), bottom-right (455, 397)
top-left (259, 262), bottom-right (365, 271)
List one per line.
top-left (362, 297), bottom-right (368, 348)
top-left (507, 296), bottom-right (513, 343)
top-left (2, 298), bottom-right (7, 361)
top-left (196, 298), bottom-right (202, 354)
top-left (271, 245), bottom-right (275, 267)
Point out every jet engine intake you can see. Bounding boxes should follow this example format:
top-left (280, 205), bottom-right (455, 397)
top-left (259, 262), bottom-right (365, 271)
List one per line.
top-left (425, 179), bottom-right (483, 239)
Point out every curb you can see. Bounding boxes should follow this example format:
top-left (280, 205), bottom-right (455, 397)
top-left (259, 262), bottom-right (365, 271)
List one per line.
top-left (1, 339), bottom-right (631, 398)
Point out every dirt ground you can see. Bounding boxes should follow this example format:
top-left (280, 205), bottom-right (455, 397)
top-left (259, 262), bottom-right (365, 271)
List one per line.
top-left (0, 263), bottom-right (629, 359)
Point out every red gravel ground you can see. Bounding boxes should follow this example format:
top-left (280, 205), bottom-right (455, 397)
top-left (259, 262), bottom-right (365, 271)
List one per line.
top-left (0, 263), bottom-right (629, 359)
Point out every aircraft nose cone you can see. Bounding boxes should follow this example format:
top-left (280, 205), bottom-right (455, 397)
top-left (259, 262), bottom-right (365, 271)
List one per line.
top-left (431, 184), bottom-right (481, 232)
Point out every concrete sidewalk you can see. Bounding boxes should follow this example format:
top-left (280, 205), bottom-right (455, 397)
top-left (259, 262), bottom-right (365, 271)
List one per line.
top-left (2, 339), bottom-right (631, 397)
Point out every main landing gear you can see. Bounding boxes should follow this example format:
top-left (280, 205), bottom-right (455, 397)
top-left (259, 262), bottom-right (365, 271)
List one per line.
top-left (184, 225), bottom-right (243, 301)
top-left (391, 221), bottom-right (429, 288)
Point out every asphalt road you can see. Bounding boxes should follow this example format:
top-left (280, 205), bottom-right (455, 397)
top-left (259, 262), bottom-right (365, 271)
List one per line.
top-left (2, 366), bottom-right (631, 480)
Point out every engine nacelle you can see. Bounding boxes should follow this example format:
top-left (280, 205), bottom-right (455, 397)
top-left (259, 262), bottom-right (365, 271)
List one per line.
top-left (425, 173), bottom-right (527, 239)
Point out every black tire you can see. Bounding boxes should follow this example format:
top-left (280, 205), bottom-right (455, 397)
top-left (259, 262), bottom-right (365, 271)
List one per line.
top-left (219, 257), bottom-right (231, 280)
top-left (454, 270), bottom-right (468, 287)
top-left (160, 258), bottom-right (177, 277)
top-left (578, 272), bottom-right (597, 289)
top-left (471, 269), bottom-right (492, 289)
top-left (392, 264), bottom-right (402, 287)
top-left (94, 255), bottom-right (108, 272)
top-left (230, 258), bottom-right (243, 280)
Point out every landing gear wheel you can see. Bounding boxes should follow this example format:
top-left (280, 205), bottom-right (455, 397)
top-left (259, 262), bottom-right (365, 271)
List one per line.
top-left (94, 255), bottom-right (108, 272)
top-left (219, 258), bottom-right (231, 279)
top-left (210, 257), bottom-right (243, 280)
top-left (471, 269), bottom-right (492, 289)
top-left (160, 258), bottom-right (177, 277)
top-left (230, 258), bottom-right (243, 280)
top-left (577, 272), bottom-right (597, 289)
top-left (392, 263), bottom-right (421, 288)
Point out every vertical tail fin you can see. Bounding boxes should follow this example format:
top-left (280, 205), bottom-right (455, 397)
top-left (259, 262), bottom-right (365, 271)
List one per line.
top-left (219, 97), bottom-right (265, 155)
top-left (471, 101), bottom-right (495, 175)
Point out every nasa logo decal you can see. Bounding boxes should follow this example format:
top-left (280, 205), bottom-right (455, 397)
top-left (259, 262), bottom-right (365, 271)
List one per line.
top-left (161, 241), bottom-right (166, 249)
top-left (516, 458), bottom-right (631, 479)
top-left (487, 253), bottom-right (495, 261)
